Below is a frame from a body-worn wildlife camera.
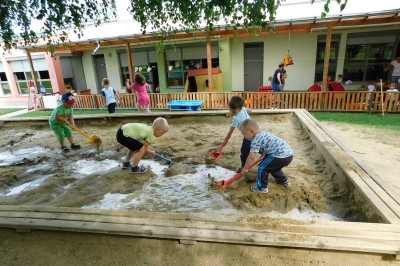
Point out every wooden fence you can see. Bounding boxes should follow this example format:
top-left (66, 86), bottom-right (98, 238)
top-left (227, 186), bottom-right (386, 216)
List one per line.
top-left (40, 91), bottom-right (400, 112)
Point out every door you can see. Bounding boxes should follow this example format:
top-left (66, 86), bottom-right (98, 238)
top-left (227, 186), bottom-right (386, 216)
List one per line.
top-left (94, 55), bottom-right (108, 93)
top-left (244, 43), bottom-right (264, 92)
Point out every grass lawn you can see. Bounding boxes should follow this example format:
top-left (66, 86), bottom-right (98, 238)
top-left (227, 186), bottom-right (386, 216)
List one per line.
top-left (0, 108), bottom-right (24, 116)
top-left (16, 109), bottom-right (168, 117)
top-left (311, 112), bottom-right (400, 131)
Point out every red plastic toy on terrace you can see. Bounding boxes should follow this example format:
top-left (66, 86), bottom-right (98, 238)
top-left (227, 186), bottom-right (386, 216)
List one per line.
top-left (210, 143), bottom-right (225, 163)
top-left (216, 157), bottom-right (263, 189)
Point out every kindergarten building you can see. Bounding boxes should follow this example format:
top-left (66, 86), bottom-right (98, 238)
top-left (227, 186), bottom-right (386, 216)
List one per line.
top-left (0, 1), bottom-right (399, 106)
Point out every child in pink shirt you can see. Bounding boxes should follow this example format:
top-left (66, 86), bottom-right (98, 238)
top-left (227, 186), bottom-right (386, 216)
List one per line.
top-left (130, 73), bottom-right (151, 113)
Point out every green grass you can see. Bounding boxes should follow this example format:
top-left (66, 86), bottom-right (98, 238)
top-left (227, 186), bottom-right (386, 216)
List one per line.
top-left (311, 112), bottom-right (400, 131)
top-left (16, 109), bottom-right (168, 117)
top-left (0, 108), bottom-right (24, 116)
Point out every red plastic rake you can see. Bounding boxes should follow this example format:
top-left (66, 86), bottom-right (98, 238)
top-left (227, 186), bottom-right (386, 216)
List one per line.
top-left (216, 157), bottom-right (263, 189)
top-left (210, 143), bottom-right (225, 163)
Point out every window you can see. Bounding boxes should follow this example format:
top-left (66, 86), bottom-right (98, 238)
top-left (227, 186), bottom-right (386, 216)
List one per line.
top-left (119, 50), bottom-right (157, 87)
top-left (0, 72), bottom-right (11, 96)
top-left (166, 46), bottom-right (219, 88)
top-left (343, 31), bottom-right (399, 82)
top-left (314, 35), bottom-right (340, 82)
top-left (13, 70), bottom-right (51, 95)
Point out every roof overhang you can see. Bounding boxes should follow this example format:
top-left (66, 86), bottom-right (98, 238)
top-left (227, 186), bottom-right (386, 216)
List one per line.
top-left (21, 9), bottom-right (400, 53)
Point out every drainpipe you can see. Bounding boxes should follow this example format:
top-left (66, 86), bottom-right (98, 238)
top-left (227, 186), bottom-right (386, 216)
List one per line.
top-left (93, 40), bottom-right (100, 55)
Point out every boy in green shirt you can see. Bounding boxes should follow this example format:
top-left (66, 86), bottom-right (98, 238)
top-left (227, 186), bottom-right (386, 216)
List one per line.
top-left (49, 92), bottom-right (81, 152)
top-left (116, 117), bottom-right (169, 173)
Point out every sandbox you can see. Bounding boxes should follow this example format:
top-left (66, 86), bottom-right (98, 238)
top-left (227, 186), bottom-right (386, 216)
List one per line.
top-left (0, 110), bottom-right (399, 262)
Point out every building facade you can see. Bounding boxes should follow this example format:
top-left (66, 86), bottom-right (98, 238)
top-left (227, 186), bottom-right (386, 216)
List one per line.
top-left (0, 12), bottom-right (399, 106)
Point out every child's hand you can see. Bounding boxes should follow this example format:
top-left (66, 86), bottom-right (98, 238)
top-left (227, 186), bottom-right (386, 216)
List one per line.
top-left (148, 150), bottom-right (156, 156)
top-left (241, 168), bottom-right (249, 174)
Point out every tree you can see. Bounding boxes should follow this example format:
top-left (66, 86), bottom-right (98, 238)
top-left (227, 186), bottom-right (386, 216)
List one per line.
top-left (0, 0), bottom-right (348, 53)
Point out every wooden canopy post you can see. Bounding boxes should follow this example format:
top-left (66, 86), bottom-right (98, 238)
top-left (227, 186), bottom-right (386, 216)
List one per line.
top-left (206, 33), bottom-right (213, 92)
top-left (322, 24), bottom-right (333, 92)
top-left (26, 50), bottom-right (39, 92)
top-left (125, 42), bottom-right (134, 84)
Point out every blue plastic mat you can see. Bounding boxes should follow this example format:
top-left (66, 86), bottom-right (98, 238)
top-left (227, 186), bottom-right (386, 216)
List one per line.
top-left (166, 100), bottom-right (204, 111)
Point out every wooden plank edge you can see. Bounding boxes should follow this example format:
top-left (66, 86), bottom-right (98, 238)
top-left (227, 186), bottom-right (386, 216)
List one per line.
top-left (303, 110), bottom-right (400, 206)
top-left (0, 217), bottom-right (399, 255)
top-left (293, 110), bottom-right (400, 224)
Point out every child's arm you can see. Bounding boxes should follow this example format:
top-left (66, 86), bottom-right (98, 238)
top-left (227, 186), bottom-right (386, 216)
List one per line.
top-left (55, 114), bottom-right (75, 126)
top-left (246, 108), bottom-right (252, 114)
top-left (115, 90), bottom-right (122, 104)
top-left (222, 126), bottom-right (235, 146)
top-left (68, 115), bottom-right (76, 126)
top-left (242, 152), bottom-right (265, 174)
top-left (142, 141), bottom-right (156, 156)
top-left (100, 90), bottom-right (106, 108)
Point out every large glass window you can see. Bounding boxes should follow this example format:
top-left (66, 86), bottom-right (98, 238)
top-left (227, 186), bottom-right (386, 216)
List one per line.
top-left (119, 50), bottom-right (157, 88)
top-left (166, 46), bottom-right (219, 88)
top-left (314, 35), bottom-right (340, 82)
top-left (0, 72), bottom-right (11, 96)
top-left (343, 31), bottom-right (398, 82)
top-left (13, 70), bottom-right (51, 95)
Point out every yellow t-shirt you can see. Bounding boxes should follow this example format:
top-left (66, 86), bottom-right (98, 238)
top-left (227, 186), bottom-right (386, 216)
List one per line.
top-left (121, 123), bottom-right (155, 144)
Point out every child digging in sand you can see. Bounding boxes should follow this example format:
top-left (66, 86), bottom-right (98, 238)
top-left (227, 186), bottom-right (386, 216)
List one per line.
top-left (239, 118), bottom-right (293, 193)
top-left (116, 117), bottom-right (169, 174)
top-left (222, 95), bottom-right (252, 173)
top-left (49, 92), bottom-right (81, 152)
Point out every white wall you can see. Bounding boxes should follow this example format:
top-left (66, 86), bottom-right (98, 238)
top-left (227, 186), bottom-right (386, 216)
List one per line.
top-left (82, 51), bottom-right (97, 94)
top-left (231, 33), bottom-right (318, 91)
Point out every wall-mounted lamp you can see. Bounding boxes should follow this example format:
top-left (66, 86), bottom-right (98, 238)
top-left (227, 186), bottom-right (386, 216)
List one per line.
top-left (93, 40), bottom-right (100, 55)
top-left (220, 44), bottom-right (224, 50)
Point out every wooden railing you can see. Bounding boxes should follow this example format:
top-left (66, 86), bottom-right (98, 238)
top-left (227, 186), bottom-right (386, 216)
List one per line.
top-left (40, 91), bottom-right (400, 112)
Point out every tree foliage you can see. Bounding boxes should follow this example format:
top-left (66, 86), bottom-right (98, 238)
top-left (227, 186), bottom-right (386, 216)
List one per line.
top-left (0, 0), bottom-right (348, 53)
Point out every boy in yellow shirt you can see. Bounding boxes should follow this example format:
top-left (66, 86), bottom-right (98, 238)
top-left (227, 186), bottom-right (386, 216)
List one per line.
top-left (116, 117), bottom-right (169, 173)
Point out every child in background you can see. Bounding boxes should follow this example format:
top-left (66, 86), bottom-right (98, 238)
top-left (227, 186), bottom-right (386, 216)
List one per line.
top-left (49, 92), bottom-right (81, 152)
top-left (240, 118), bottom-right (293, 193)
top-left (387, 82), bottom-right (399, 101)
top-left (267, 76), bottom-right (273, 86)
top-left (101, 78), bottom-right (121, 114)
top-left (367, 81), bottom-right (376, 92)
top-left (327, 76), bottom-right (333, 91)
top-left (126, 79), bottom-right (132, 94)
top-left (116, 117), bottom-right (169, 174)
top-left (222, 96), bottom-right (252, 173)
top-left (336, 74), bottom-right (343, 84)
top-left (129, 73), bottom-right (151, 113)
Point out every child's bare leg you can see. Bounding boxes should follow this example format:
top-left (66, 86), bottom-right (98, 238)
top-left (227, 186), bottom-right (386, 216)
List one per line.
top-left (59, 140), bottom-right (66, 148)
top-left (137, 103), bottom-right (144, 112)
top-left (145, 104), bottom-right (151, 113)
top-left (132, 146), bottom-right (146, 167)
top-left (124, 150), bottom-right (135, 163)
top-left (66, 137), bottom-right (75, 145)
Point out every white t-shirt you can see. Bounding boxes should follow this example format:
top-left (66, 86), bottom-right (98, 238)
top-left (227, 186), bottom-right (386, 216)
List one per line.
top-left (231, 107), bottom-right (250, 128)
top-left (391, 60), bottom-right (400, 76)
top-left (367, 85), bottom-right (376, 92)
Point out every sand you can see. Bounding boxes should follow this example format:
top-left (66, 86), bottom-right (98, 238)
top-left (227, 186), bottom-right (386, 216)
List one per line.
top-left (1, 113), bottom-right (397, 265)
top-left (321, 121), bottom-right (400, 195)
top-left (0, 114), bottom-right (364, 220)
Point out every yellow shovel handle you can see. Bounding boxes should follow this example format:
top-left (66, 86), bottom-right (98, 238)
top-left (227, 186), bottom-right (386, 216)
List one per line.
top-left (69, 124), bottom-right (90, 139)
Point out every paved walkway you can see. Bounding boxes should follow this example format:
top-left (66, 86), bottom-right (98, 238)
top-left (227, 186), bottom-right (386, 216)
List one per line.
top-left (0, 108), bottom-right (30, 118)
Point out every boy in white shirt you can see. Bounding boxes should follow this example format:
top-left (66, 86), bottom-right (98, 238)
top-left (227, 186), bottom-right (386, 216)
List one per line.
top-left (222, 96), bottom-right (252, 173)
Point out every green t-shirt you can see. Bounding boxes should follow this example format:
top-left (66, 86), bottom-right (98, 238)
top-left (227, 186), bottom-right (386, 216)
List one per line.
top-left (121, 123), bottom-right (155, 144)
top-left (49, 104), bottom-right (73, 125)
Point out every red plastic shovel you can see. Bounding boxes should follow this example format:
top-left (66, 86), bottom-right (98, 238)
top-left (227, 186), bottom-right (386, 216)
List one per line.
top-left (210, 144), bottom-right (225, 163)
top-left (216, 157), bottom-right (263, 189)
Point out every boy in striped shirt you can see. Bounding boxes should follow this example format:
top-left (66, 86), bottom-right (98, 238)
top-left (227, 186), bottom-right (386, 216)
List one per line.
top-left (239, 118), bottom-right (293, 193)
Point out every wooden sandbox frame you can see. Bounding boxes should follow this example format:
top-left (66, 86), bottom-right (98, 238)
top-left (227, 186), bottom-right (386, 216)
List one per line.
top-left (0, 109), bottom-right (399, 260)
